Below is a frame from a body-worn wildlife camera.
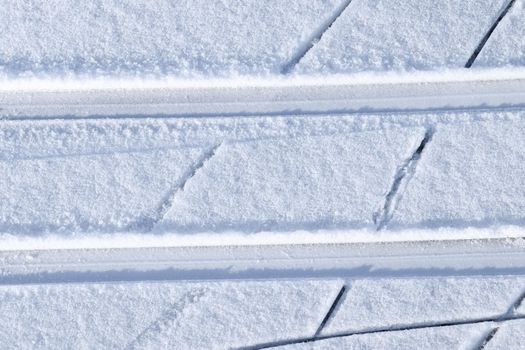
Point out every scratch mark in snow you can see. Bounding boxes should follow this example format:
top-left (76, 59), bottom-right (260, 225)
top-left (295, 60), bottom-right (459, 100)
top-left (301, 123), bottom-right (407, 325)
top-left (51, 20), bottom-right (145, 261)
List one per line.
top-left (130, 143), bottom-right (222, 232)
top-left (474, 327), bottom-right (499, 350)
top-left (314, 285), bottom-right (347, 337)
top-left (281, 0), bottom-right (353, 74)
top-left (471, 288), bottom-right (525, 349)
top-left (374, 128), bottom-right (434, 230)
top-left (238, 314), bottom-right (525, 350)
top-left (465, 0), bottom-right (517, 68)
top-left (125, 288), bottom-right (206, 350)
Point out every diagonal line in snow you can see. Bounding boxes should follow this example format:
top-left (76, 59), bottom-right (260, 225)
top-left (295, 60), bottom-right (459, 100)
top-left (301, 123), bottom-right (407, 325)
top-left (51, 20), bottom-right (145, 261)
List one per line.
top-left (128, 143), bottom-right (222, 232)
top-left (474, 327), bottom-right (499, 350)
top-left (280, 0), bottom-right (354, 74)
top-left (373, 127), bottom-right (434, 230)
top-left (124, 288), bottom-right (206, 350)
top-left (470, 287), bottom-right (525, 349)
top-left (238, 314), bottom-right (525, 350)
top-left (314, 285), bottom-right (347, 337)
top-left (465, 0), bottom-right (517, 68)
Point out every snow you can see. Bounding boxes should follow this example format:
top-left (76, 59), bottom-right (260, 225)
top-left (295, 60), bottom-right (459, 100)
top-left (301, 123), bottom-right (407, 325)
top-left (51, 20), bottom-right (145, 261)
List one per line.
top-left (320, 277), bottom-right (525, 335)
top-left (157, 129), bottom-right (424, 233)
top-left (0, 147), bottom-right (206, 234)
top-left (2, 108), bottom-right (525, 237)
top-left (278, 324), bottom-right (489, 350)
top-left (484, 319), bottom-right (525, 349)
top-left (0, 0), bottom-right (341, 79)
top-left (1, 276), bottom-right (522, 349)
top-left (0, 279), bottom-right (341, 349)
top-left (1, 2), bottom-right (525, 347)
top-left (474, 0), bottom-right (525, 68)
top-left (0, 0), bottom-right (522, 80)
top-left (391, 118), bottom-right (525, 229)
top-left (295, 0), bottom-right (507, 74)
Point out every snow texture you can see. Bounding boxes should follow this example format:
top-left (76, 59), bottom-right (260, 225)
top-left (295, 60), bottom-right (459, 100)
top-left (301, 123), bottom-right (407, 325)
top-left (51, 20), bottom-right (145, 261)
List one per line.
top-left (158, 129), bottom-right (424, 233)
top-left (475, 0), bottom-right (525, 68)
top-left (321, 277), bottom-right (525, 335)
top-left (0, 280), bottom-right (341, 350)
top-left (391, 119), bottom-right (525, 229)
top-left (0, 0), bottom-right (341, 78)
top-left (0, 0), bottom-right (522, 79)
top-left (295, 0), bottom-right (507, 74)
top-left (484, 319), bottom-right (525, 350)
top-left (3, 111), bottom-right (525, 236)
top-left (0, 115), bottom-right (426, 235)
top-left (0, 147), bottom-right (206, 234)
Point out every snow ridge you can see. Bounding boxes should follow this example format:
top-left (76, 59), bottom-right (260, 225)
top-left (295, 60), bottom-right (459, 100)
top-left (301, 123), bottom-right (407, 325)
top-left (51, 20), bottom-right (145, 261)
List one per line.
top-left (374, 128), bottom-right (435, 230)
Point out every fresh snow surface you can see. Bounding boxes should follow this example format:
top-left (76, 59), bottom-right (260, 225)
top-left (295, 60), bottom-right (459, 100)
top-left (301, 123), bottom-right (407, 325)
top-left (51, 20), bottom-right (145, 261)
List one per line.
top-left (0, 0), bottom-right (342, 79)
top-left (278, 324), bottom-right (489, 350)
top-left (2, 276), bottom-right (523, 349)
top-left (157, 129), bottom-right (424, 233)
top-left (0, 147), bottom-right (206, 234)
top-left (0, 279), bottom-right (341, 350)
top-left (475, 0), bottom-right (525, 68)
top-left (0, 117), bottom-right (424, 235)
top-left (391, 119), bottom-right (525, 229)
top-left (320, 276), bottom-right (525, 335)
top-left (0, 0), bottom-right (523, 79)
top-left (2, 108), bottom-right (525, 237)
top-left (295, 0), bottom-right (507, 74)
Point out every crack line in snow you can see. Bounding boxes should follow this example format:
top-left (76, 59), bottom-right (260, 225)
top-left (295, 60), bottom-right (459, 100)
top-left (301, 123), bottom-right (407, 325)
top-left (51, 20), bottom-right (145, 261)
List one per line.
top-left (125, 289), bottom-right (206, 349)
top-left (280, 0), bottom-right (353, 74)
top-left (472, 288), bottom-right (525, 349)
top-left (465, 0), bottom-right (517, 68)
top-left (129, 143), bottom-right (222, 232)
top-left (238, 314), bottom-right (525, 350)
top-left (314, 285), bottom-right (347, 337)
top-left (373, 128), bottom-right (434, 230)
top-left (500, 288), bottom-right (525, 319)
top-left (474, 327), bottom-right (499, 350)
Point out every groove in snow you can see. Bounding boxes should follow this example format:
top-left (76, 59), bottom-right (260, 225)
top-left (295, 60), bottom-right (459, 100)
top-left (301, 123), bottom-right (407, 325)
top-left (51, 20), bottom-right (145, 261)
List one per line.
top-left (314, 285), bottom-right (347, 337)
top-left (238, 314), bottom-right (525, 350)
top-left (280, 0), bottom-right (353, 74)
top-left (465, 0), bottom-right (517, 68)
top-left (129, 143), bottom-right (222, 232)
top-left (474, 327), bottom-right (499, 350)
top-left (373, 128), bottom-right (434, 230)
